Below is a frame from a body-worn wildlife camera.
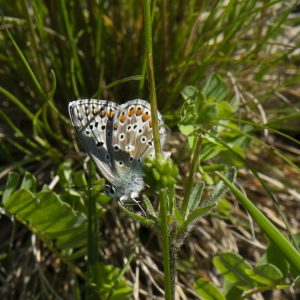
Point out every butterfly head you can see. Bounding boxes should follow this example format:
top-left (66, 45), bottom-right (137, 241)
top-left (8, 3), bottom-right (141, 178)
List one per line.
top-left (105, 180), bottom-right (143, 201)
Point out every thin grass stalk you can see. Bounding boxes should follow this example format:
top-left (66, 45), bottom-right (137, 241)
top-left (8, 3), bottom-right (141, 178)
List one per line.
top-left (210, 122), bottom-right (300, 172)
top-left (6, 30), bottom-right (46, 99)
top-left (143, 0), bottom-right (161, 157)
top-left (0, 109), bottom-right (40, 153)
top-left (60, 0), bottom-right (83, 93)
top-left (94, 1), bottom-right (105, 90)
top-left (161, 0), bottom-right (169, 71)
top-left (181, 135), bottom-right (202, 216)
top-left (23, 0), bottom-right (49, 91)
top-left (5, 28), bottom-right (62, 137)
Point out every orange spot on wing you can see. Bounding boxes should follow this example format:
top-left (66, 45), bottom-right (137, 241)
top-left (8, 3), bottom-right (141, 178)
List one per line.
top-left (100, 108), bottom-right (106, 118)
top-left (136, 107), bottom-right (143, 116)
top-left (142, 113), bottom-right (150, 122)
top-left (107, 109), bottom-right (115, 119)
top-left (119, 113), bottom-right (126, 123)
top-left (128, 107), bottom-right (135, 117)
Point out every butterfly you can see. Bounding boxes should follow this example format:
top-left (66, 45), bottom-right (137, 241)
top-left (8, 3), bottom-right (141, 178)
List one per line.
top-left (68, 99), bottom-right (166, 204)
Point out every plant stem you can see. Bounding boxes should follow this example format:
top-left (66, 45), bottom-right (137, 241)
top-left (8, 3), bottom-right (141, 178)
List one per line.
top-left (143, 0), bottom-right (162, 157)
top-left (144, 2), bottom-right (173, 298)
top-left (169, 224), bottom-right (178, 298)
top-left (181, 134), bottom-right (203, 217)
top-left (86, 161), bottom-right (98, 300)
top-left (87, 162), bottom-right (97, 264)
top-left (160, 188), bottom-right (172, 300)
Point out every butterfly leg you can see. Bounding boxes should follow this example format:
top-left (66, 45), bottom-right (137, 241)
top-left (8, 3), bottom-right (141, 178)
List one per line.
top-left (119, 195), bottom-right (146, 216)
top-left (131, 197), bottom-right (146, 216)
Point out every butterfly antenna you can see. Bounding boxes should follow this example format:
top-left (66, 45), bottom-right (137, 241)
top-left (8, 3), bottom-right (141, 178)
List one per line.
top-left (71, 182), bottom-right (105, 191)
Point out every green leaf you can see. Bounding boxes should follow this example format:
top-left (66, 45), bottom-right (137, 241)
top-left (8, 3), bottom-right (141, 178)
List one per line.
top-left (180, 86), bottom-right (206, 127)
top-left (180, 85), bottom-right (199, 101)
top-left (3, 188), bottom-right (88, 258)
top-left (179, 124), bottom-right (194, 136)
top-left (142, 195), bottom-right (158, 219)
top-left (57, 161), bottom-right (73, 188)
top-left (217, 199), bottom-right (234, 216)
top-left (204, 167), bottom-right (236, 207)
top-left (202, 74), bottom-right (228, 102)
top-left (245, 264), bottom-right (283, 285)
top-left (223, 279), bottom-right (243, 299)
top-left (20, 172), bottom-right (37, 192)
top-left (73, 170), bottom-right (87, 188)
top-left (197, 103), bottom-right (217, 124)
top-left (2, 172), bottom-right (20, 203)
top-left (194, 278), bottom-right (225, 300)
top-left (186, 182), bottom-right (205, 216)
top-left (178, 205), bottom-right (214, 236)
top-left (218, 145), bottom-right (245, 168)
top-left (213, 252), bottom-right (255, 289)
top-left (217, 101), bottom-right (234, 118)
top-left (259, 242), bottom-right (289, 278)
top-left (173, 206), bottom-right (184, 227)
top-left (87, 262), bottom-right (132, 299)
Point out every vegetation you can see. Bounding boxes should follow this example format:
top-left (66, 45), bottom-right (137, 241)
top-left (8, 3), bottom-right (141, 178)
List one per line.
top-left (1, 0), bottom-right (300, 299)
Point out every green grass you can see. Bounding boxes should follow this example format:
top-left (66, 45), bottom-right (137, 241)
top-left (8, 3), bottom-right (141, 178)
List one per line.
top-left (1, 0), bottom-right (300, 299)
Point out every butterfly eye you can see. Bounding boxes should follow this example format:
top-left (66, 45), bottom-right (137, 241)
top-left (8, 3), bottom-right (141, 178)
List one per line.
top-left (105, 185), bottom-right (115, 195)
top-left (110, 186), bottom-right (115, 194)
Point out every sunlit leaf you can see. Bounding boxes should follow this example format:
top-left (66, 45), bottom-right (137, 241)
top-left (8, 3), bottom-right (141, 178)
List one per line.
top-left (213, 252), bottom-right (255, 289)
top-left (194, 278), bottom-right (225, 300)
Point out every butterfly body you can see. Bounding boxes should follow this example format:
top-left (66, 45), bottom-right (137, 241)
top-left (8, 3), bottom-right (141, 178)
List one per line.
top-left (68, 99), bottom-right (166, 201)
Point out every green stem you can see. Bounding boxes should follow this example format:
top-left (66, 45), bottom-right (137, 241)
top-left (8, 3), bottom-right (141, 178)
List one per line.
top-left (181, 135), bottom-right (202, 217)
top-left (143, 2), bottom-right (173, 298)
top-left (217, 172), bottom-right (300, 273)
top-left (143, 0), bottom-right (162, 157)
top-left (87, 162), bottom-right (97, 264)
top-left (86, 161), bottom-right (98, 300)
top-left (160, 188), bottom-right (172, 300)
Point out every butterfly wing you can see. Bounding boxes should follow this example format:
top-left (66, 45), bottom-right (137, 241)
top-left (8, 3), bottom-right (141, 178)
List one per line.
top-left (68, 99), bottom-right (119, 185)
top-left (109, 99), bottom-right (166, 197)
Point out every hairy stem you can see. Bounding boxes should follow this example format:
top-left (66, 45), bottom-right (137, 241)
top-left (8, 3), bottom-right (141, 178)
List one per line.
top-left (181, 134), bottom-right (203, 216)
